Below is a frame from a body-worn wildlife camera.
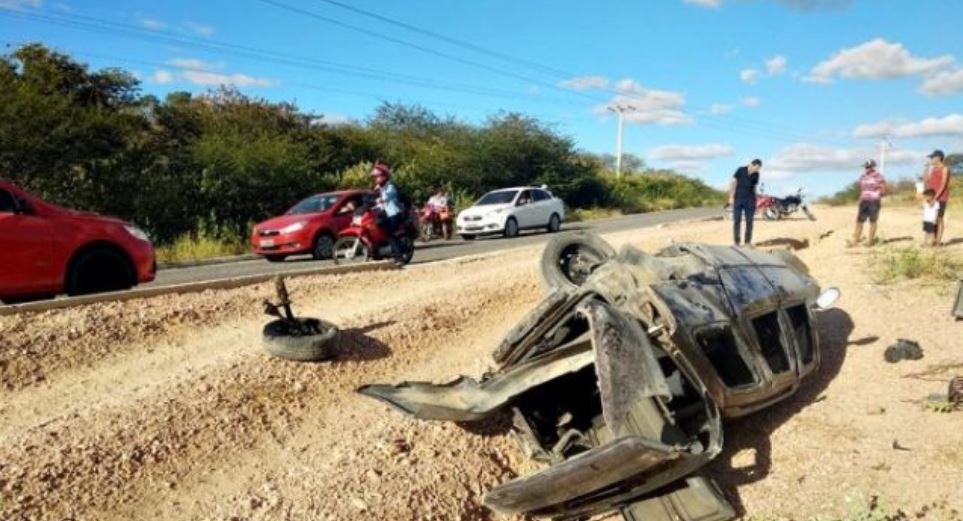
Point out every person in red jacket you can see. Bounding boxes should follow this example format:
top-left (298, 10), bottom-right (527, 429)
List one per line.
top-left (924, 150), bottom-right (951, 246)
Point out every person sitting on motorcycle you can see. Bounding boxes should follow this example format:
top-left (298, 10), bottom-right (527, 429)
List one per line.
top-left (425, 187), bottom-right (453, 239)
top-left (426, 188), bottom-right (450, 213)
top-left (371, 162), bottom-right (405, 264)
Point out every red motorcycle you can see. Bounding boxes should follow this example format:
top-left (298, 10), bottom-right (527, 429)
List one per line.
top-left (419, 203), bottom-right (454, 242)
top-left (332, 202), bottom-right (418, 265)
top-left (723, 186), bottom-right (778, 221)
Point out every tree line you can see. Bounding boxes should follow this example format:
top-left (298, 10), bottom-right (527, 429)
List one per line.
top-left (1, 43), bottom-right (724, 244)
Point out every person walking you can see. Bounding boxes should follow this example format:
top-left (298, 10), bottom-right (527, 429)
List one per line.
top-left (850, 159), bottom-right (886, 247)
top-left (924, 150), bottom-right (951, 246)
top-left (729, 159), bottom-right (762, 246)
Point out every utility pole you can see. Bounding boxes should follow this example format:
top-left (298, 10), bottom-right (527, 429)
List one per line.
top-left (607, 104), bottom-right (635, 179)
top-left (879, 138), bottom-right (893, 175)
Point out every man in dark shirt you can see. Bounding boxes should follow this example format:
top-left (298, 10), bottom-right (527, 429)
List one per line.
top-left (728, 159), bottom-right (762, 246)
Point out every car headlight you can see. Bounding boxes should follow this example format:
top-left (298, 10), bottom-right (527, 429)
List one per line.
top-left (124, 225), bottom-right (150, 242)
top-left (281, 221), bottom-right (307, 234)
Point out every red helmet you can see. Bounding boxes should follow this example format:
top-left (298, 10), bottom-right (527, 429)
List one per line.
top-left (370, 161), bottom-right (391, 179)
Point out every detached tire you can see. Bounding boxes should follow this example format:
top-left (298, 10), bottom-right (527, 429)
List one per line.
top-left (539, 232), bottom-right (616, 292)
top-left (262, 318), bottom-right (342, 362)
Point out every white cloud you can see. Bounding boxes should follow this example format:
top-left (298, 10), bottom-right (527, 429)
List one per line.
top-left (769, 143), bottom-right (920, 173)
top-left (668, 160), bottom-right (709, 174)
top-left (168, 58), bottom-right (221, 71)
top-left (741, 96), bottom-right (761, 108)
top-left (919, 69), bottom-right (963, 96)
top-left (558, 75), bottom-right (609, 91)
top-left (649, 144), bottom-right (733, 160)
top-left (766, 55), bottom-right (787, 75)
top-left (140, 18), bottom-right (167, 30)
top-left (595, 79), bottom-right (692, 126)
top-left (708, 103), bottom-right (733, 115)
top-left (0, 0), bottom-right (41, 10)
top-left (800, 74), bottom-right (833, 84)
top-left (853, 114), bottom-right (963, 139)
top-left (740, 69), bottom-right (760, 84)
top-left (164, 58), bottom-right (275, 88)
top-left (181, 70), bottom-right (274, 87)
top-left (683, 0), bottom-right (722, 7)
top-left (149, 69), bottom-right (174, 85)
top-left (316, 113), bottom-right (352, 126)
top-left (527, 85), bottom-right (541, 95)
top-left (808, 38), bottom-right (953, 83)
top-left (185, 21), bottom-right (214, 38)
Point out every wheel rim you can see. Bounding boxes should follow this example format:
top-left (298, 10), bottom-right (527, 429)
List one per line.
top-left (334, 238), bottom-right (367, 265)
top-left (558, 244), bottom-right (603, 286)
top-left (315, 236), bottom-right (334, 258)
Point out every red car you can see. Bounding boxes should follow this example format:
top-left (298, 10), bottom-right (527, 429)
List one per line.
top-left (251, 190), bottom-right (373, 262)
top-left (0, 179), bottom-right (156, 303)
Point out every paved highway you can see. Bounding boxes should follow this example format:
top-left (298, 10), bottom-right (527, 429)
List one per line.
top-left (150, 207), bottom-right (718, 287)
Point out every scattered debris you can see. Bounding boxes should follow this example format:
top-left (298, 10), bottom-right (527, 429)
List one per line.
top-left (891, 439), bottom-right (911, 451)
top-left (949, 376), bottom-right (963, 404)
top-left (261, 276), bottom-right (342, 362)
top-left (866, 406), bottom-right (886, 415)
top-left (883, 339), bottom-right (923, 363)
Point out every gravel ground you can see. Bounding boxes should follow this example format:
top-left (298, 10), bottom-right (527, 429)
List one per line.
top-left (1, 205), bottom-right (961, 521)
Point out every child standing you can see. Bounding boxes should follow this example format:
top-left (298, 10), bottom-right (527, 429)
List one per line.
top-left (922, 188), bottom-right (940, 247)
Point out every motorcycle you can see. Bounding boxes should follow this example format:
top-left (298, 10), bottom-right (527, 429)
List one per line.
top-left (723, 186), bottom-right (814, 221)
top-left (332, 202), bottom-right (419, 266)
top-left (770, 188), bottom-right (816, 221)
top-left (419, 203), bottom-right (454, 242)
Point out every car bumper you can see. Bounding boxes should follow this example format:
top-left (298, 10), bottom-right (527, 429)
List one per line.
top-left (251, 231), bottom-right (312, 256)
top-left (457, 218), bottom-right (504, 235)
top-left (133, 244), bottom-right (156, 283)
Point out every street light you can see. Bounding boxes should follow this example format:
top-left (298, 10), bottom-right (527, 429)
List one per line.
top-left (607, 104), bottom-right (635, 179)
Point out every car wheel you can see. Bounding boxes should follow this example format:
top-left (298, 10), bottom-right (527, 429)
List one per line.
top-left (66, 247), bottom-right (135, 296)
top-left (461, 234), bottom-right (476, 241)
top-left (262, 318), bottom-right (342, 362)
top-left (539, 232), bottom-right (616, 292)
top-left (547, 213), bottom-right (561, 233)
top-left (265, 255), bottom-right (287, 263)
top-left (503, 217), bottom-right (519, 238)
top-left (311, 233), bottom-right (335, 260)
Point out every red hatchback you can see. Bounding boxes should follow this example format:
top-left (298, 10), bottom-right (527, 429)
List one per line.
top-left (0, 180), bottom-right (156, 303)
top-left (251, 190), bottom-right (373, 262)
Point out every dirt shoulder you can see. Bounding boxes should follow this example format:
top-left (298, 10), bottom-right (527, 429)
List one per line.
top-left (1, 205), bottom-right (961, 521)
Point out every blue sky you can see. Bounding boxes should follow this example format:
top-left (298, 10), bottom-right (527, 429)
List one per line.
top-left (1, 0), bottom-right (961, 196)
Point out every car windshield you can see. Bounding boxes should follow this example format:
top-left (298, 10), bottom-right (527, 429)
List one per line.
top-left (476, 190), bottom-right (517, 206)
top-left (287, 194), bottom-right (339, 215)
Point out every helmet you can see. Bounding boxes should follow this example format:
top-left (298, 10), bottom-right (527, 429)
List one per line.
top-left (370, 162), bottom-right (391, 179)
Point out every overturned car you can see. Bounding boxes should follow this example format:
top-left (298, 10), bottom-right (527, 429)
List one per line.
top-left (359, 233), bottom-right (839, 521)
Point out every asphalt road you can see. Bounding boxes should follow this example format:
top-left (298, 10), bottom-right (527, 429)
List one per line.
top-left (150, 207), bottom-right (718, 288)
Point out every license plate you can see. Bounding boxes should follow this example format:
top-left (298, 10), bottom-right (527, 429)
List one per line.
top-left (259, 239), bottom-right (275, 247)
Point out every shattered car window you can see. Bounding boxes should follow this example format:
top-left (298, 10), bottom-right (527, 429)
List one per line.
top-left (751, 311), bottom-right (790, 374)
top-left (786, 305), bottom-right (814, 365)
top-left (695, 324), bottom-right (757, 387)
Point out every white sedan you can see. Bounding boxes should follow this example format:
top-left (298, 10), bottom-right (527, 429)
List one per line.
top-left (456, 186), bottom-right (565, 240)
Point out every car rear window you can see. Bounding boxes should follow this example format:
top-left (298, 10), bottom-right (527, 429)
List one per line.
top-left (695, 324), bottom-right (757, 387)
top-left (287, 194), bottom-right (339, 215)
top-left (786, 304), bottom-right (814, 365)
top-left (0, 189), bottom-right (14, 213)
top-left (752, 311), bottom-right (790, 374)
top-left (477, 190), bottom-right (517, 205)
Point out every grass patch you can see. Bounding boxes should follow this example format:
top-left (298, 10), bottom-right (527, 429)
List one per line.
top-left (874, 246), bottom-right (963, 283)
top-left (568, 207), bottom-right (624, 222)
top-left (155, 230), bottom-right (248, 264)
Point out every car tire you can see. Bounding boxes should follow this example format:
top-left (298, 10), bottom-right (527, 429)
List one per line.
top-left (461, 234), bottom-right (476, 241)
top-left (311, 233), bottom-right (335, 260)
top-left (539, 232), bottom-right (616, 292)
top-left (503, 217), bottom-right (519, 238)
top-left (262, 318), bottom-right (342, 362)
top-left (65, 247), bottom-right (135, 296)
top-left (547, 213), bottom-right (561, 233)
top-left (266, 255), bottom-right (287, 263)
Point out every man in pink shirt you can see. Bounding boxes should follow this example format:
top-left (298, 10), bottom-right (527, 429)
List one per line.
top-left (851, 159), bottom-right (886, 246)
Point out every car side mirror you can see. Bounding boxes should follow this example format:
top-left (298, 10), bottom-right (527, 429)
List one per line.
top-left (815, 287), bottom-right (840, 310)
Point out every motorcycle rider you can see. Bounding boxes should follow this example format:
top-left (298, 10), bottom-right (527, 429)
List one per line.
top-left (371, 162), bottom-right (405, 264)
top-left (426, 187), bottom-right (453, 239)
